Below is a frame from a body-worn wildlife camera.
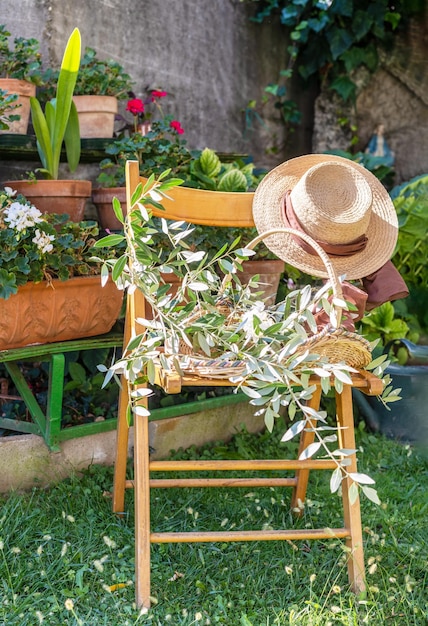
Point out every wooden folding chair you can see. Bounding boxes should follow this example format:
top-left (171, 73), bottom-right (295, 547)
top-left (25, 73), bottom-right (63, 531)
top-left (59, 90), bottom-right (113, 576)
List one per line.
top-left (112, 160), bottom-right (384, 609)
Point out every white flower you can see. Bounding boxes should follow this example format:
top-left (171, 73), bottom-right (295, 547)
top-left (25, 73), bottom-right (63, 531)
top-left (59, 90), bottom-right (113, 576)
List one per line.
top-left (32, 229), bottom-right (55, 254)
top-left (239, 301), bottom-right (273, 344)
top-left (4, 187), bottom-right (17, 198)
top-left (4, 201), bottom-right (43, 231)
top-left (103, 535), bottom-right (117, 549)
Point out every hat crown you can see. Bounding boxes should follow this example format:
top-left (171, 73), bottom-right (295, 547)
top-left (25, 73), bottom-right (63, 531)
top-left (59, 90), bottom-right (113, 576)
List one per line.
top-left (290, 161), bottom-right (373, 245)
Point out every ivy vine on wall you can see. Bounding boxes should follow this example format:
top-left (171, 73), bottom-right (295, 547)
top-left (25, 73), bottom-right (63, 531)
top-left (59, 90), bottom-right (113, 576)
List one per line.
top-left (244, 0), bottom-right (424, 138)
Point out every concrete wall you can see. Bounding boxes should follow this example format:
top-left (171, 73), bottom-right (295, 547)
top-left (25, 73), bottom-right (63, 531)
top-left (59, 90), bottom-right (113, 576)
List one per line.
top-left (1, 0), bottom-right (293, 170)
top-left (2, 2), bottom-right (427, 182)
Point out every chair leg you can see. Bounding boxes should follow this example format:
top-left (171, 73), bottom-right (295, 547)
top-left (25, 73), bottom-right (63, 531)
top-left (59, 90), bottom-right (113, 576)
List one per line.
top-left (112, 380), bottom-right (130, 515)
top-left (291, 385), bottom-right (322, 515)
top-left (134, 412), bottom-right (152, 609)
top-left (336, 385), bottom-right (366, 594)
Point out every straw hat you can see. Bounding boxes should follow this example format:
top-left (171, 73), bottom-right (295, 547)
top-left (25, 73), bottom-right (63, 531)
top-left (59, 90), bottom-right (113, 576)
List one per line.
top-left (252, 154), bottom-right (398, 280)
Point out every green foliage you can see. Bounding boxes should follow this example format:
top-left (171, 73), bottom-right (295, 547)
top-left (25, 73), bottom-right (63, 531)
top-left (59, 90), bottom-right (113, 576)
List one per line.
top-left (60, 348), bottom-right (119, 424)
top-left (244, 0), bottom-right (422, 137)
top-left (0, 24), bottom-right (43, 83)
top-left (40, 46), bottom-right (134, 100)
top-left (391, 174), bottom-right (428, 289)
top-left (359, 302), bottom-right (411, 346)
top-left (186, 148), bottom-right (259, 192)
top-left (30, 27), bottom-right (81, 180)
top-left (98, 137), bottom-right (270, 259)
top-left (0, 187), bottom-right (113, 299)
top-left (96, 117), bottom-right (195, 188)
top-left (97, 127), bottom-right (261, 194)
top-left (0, 88), bottom-right (19, 130)
top-left (325, 148), bottom-right (395, 188)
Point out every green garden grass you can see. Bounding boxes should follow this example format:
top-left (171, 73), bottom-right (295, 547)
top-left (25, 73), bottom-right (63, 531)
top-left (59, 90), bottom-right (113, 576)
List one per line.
top-left (0, 423), bottom-right (426, 625)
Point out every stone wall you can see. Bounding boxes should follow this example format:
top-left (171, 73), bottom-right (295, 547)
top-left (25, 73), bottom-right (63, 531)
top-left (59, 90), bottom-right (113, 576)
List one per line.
top-left (312, 12), bottom-right (428, 185)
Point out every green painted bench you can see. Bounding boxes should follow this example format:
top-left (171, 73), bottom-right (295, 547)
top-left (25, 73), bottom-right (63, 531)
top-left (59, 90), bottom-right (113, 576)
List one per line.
top-left (0, 333), bottom-right (123, 452)
top-left (0, 333), bottom-right (246, 452)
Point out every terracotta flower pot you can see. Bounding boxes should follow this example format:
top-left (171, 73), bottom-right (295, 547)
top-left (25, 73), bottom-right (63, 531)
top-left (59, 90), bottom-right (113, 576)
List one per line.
top-left (2, 179), bottom-right (92, 222)
top-left (0, 275), bottom-right (123, 351)
top-left (92, 186), bottom-right (126, 230)
top-left (237, 259), bottom-right (284, 305)
top-left (0, 78), bottom-right (36, 135)
top-left (73, 95), bottom-right (118, 138)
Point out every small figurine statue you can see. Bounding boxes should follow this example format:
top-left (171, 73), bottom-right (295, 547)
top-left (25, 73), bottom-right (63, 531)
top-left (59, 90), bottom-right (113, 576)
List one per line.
top-left (365, 123), bottom-right (395, 166)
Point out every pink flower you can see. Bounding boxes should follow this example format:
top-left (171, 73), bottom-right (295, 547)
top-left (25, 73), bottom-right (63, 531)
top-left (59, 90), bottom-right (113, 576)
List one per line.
top-left (151, 90), bottom-right (167, 100)
top-left (170, 120), bottom-right (184, 135)
top-left (126, 98), bottom-right (145, 116)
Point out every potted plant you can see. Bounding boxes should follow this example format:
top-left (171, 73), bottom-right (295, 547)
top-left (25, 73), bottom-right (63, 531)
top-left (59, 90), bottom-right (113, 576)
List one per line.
top-left (3, 27), bottom-right (92, 222)
top-left (355, 174), bottom-right (428, 447)
top-left (0, 25), bottom-right (43, 134)
top-left (0, 186), bottom-right (123, 350)
top-left (41, 46), bottom-right (134, 138)
top-left (92, 116), bottom-right (194, 229)
top-left (117, 88), bottom-right (169, 136)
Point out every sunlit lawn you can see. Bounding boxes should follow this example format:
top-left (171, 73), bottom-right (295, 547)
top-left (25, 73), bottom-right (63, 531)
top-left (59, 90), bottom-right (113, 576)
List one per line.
top-left (0, 423), bottom-right (427, 625)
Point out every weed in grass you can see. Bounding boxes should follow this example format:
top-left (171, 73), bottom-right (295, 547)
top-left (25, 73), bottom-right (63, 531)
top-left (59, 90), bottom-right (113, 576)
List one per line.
top-left (0, 424), bottom-right (426, 625)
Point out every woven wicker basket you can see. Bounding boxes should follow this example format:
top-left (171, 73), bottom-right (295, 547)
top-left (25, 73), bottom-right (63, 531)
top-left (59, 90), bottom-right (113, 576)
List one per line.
top-left (163, 227), bottom-right (372, 377)
top-left (246, 228), bottom-right (372, 370)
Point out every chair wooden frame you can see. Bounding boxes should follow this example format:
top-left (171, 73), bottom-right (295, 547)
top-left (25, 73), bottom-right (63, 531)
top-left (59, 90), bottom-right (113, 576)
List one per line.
top-left (112, 160), bottom-right (384, 609)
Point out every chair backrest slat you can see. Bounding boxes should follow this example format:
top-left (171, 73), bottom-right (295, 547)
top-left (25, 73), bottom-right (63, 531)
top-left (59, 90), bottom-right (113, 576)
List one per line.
top-left (126, 160), bottom-right (255, 227)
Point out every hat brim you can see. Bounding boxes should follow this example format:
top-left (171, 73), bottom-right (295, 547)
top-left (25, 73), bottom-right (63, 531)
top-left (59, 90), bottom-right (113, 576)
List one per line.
top-left (252, 154), bottom-right (398, 280)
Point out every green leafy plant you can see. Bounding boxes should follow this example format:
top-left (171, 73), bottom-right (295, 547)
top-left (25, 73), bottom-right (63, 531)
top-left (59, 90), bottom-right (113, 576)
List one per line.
top-left (96, 137), bottom-right (274, 260)
top-left (0, 186), bottom-right (113, 300)
top-left (391, 174), bottom-right (428, 289)
top-left (93, 173), bottom-right (398, 504)
top-left (41, 46), bottom-right (134, 100)
top-left (0, 88), bottom-right (19, 130)
top-left (0, 24), bottom-right (43, 83)
top-left (30, 27), bottom-right (81, 180)
top-left (359, 302), bottom-right (411, 346)
top-left (325, 148), bottom-right (395, 189)
top-left (97, 126), bottom-right (261, 192)
top-left (96, 117), bottom-right (194, 188)
top-left (186, 148), bottom-right (260, 191)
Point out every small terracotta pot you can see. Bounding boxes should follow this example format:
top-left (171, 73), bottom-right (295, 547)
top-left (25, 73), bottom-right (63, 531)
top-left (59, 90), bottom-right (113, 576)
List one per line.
top-left (92, 186), bottom-right (126, 230)
top-left (0, 78), bottom-right (36, 135)
top-left (237, 259), bottom-right (285, 305)
top-left (2, 179), bottom-right (92, 222)
top-left (0, 276), bottom-right (123, 351)
top-left (73, 95), bottom-right (118, 138)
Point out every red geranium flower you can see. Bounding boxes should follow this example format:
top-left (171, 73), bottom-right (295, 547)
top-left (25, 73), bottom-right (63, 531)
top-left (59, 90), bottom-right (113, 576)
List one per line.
top-left (126, 98), bottom-right (145, 116)
top-left (170, 120), bottom-right (184, 135)
top-left (151, 90), bottom-right (167, 100)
